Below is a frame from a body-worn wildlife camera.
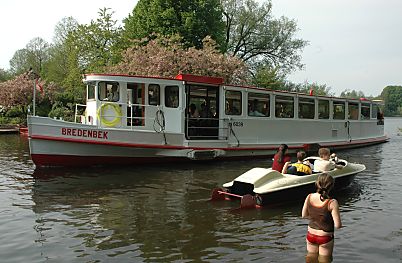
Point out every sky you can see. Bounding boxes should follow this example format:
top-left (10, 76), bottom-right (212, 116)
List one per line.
top-left (1, 0), bottom-right (401, 96)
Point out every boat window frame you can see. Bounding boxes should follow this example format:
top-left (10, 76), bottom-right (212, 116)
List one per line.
top-left (348, 101), bottom-right (359, 120)
top-left (275, 95), bottom-right (294, 118)
top-left (298, 97), bottom-right (315, 119)
top-left (371, 103), bottom-right (380, 119)
top-left (148, 84), bottom-right (160, 106)
top-left (98, 81), bottom-right (120, 102)
top-left (361, 102), bottom-right (371, 120)
top-left (87, 81), bottom-right (96, 101)
top-left (165, 85), bottom-right (179, 108)
top-left (247, 92), bottom-right (270, 117)
top-left (225, 90), bottom-right (242, 116)
top-left (318, 99), bottom-right (330, 119)
top-left (333, 100), bottom-right (345, 120)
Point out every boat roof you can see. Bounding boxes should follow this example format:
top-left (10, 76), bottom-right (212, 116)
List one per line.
top-left (84, 73), bottom-right (381, 103)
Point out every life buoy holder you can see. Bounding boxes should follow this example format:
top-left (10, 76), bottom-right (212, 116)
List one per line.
top-left (97, 102), bottom-right (122, 127)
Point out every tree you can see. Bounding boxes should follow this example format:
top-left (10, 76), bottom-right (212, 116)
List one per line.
top-left (340, 89), bottom-right (365, 99)
top-left (123, 0), bottom-right (225, 49)
top-left (381, 86), bottom-right (402, 116)
top-left (69, 8), bottom-right (123, 72)
top-left (43, 17), bottom-right (79, 86)
top-left (222, 0), bottom-right (308, 74)
top-left (252, 65), bottom-right (286, 90)
top-left (0, 68), bottom-right (11, 82)
top-left (109, 34), bottom-right (249, 84)
top-left (9, 38), bottom-right (50, 76)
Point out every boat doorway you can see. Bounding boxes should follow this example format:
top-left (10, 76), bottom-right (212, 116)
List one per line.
top-left (186, 84), bottom-right (219, 140)
top-left (127, 83), bottom-right (145, 126)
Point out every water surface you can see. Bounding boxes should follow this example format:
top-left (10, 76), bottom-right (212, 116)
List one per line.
top-left (0, 118), bottom-right (401, 262)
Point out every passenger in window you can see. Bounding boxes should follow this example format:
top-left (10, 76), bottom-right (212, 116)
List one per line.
top-left (189, 103), bottom-right (200, 118)
top-left (167, 90), bottom-right (178, 107)
top-left (107, 85), bottom-right (119, 102)
top-left (249, 99), bottom-right (264, 116)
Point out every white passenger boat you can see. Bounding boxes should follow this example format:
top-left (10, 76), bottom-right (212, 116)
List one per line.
top-left (28, 73), bottom-right (388, 167)
top-left (212, 157), bottom-right (365, 207)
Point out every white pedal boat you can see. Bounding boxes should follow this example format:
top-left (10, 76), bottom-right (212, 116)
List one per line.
top-left (211, 157), bottom-right (366, 207)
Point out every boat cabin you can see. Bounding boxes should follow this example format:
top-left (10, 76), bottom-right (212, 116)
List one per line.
top-left (77, 73), bottom-right (384, 143)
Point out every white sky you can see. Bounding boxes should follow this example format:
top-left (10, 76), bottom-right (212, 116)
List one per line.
top-left (1, 0), bottom-right (401, 96)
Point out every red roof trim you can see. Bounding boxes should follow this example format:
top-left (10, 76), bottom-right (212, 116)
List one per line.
top-left (175, 74), bottom-right (224, 85)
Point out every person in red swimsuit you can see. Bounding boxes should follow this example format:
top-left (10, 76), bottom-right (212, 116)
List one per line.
top-left (302, 173), bottom-right (342, 262)
top-left (272, 144), bottom-right (291, 172)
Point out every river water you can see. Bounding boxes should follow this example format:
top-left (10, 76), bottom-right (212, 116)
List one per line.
top-left (0, 118), bottom-right (401, 262)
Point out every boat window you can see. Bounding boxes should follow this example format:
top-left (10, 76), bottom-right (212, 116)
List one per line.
top-left (148, 84), bottom-right (160, 105)
top-left (248, 92), bottom-right (269, 117)
top-left (348, 102), bottom-right (359, 120)
top-left (87, 81), bottom-right (96, 100)
top-left (275, 95), bottom-right (294, 118)
top-left (165, 86), bottom-right (179, 108)
top-left (333, 101), bottom-right (345, 120)
top-left (361, 103), bottom-right (370, 120)
top-left (318, 100), bottom-right (330, 119)
top-left (298, 97), bottom-right (315, 119)
top-left (225, 90), bottom-right (242, 115)
top-left (371, 103), bottom-right (378, 119)
top-left (98, 81), bottom-right (119, 102)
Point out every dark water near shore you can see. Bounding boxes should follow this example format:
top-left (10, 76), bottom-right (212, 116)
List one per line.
top-left (1, 118), bottom-right (402, 262)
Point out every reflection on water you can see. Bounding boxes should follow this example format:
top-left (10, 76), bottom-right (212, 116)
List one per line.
top-left (0, 118), bottom-right (402, 262)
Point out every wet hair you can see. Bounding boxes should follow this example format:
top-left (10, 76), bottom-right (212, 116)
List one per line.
top-left (318, 148), bottom-right (331, 158)
top-left (296, 150), bottom-right (306, 161)
top-left (315, 173), bottom-right (334, 201)
top-left (277, 144), bottom-right (289, 163)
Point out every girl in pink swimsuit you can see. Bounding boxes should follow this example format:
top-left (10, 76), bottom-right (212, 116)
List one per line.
top-left (302, 173), bottom-right (342, 262)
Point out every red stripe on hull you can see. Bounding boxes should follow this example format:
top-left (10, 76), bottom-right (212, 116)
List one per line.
top-left (29, 134), bottom-right (389, 152)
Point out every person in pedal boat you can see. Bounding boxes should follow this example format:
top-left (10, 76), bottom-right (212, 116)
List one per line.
top-left (282, 150), bottom-right (312, 175)
top-left (314, 148), bottom-right (343, 172)
top-left (272, 144), bottom-right (291, 172)
top-left (302, 173), bottom-right (342, 262)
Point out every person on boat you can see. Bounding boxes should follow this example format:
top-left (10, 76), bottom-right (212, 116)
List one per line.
top-left (189, 103), bottom-right (200, 118)
top-left (282, 150), bottom-right (312, 175)
top-left (109, 85), bottom-right (119, 101)
top-left (314, 148), bottom-right (343, 172)
top-left (249, 99), bottom-right (265, 117)
top-left (302, 173), bottom-right (342, 262)
top-left (272, 144), bottom-right (291, 172)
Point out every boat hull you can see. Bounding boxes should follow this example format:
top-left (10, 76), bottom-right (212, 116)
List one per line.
top-left (255, 173), bottom-right (356, 206)
top-left (28, 115), bottom-right (388, 167)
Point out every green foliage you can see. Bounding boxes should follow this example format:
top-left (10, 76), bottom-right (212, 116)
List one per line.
top-left (48, 101), bottom-right (75, 122)
top-left (340, 89), bottom-right (366, 99)
top-left (222, 0), bottom-right (308, 74)
top-left (0, 68), bottom-right (12, 82)
top-left (381, 86), bottom-right (402, 116)
top-left (42, 17), bottom-right (79, 86)
top-left (123, 0), bottom-right (225, 49)
top-left (252, 65), bottom-right (286, 90)
top-left (69, 8), bottom-right (123, 72)
top-left (9, 38), bottom-right (50, 76)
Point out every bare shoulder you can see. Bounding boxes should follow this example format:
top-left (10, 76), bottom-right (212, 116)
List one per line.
top-left (329, 199), bottom-right (339, 210)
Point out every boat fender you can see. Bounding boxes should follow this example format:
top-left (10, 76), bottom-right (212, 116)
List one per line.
top-left (97, 102), bottom-right (122, 127)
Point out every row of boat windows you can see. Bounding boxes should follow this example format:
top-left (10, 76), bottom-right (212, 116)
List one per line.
top-left (87, 82), bottom-right (180, 108)
top-left (225, 90), bottom-right (378, 120)
top-left (88, 81), bottom-right (380, 120)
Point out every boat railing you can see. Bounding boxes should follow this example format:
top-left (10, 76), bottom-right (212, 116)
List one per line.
top-left (185, 117), bottom-right (229, 140)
